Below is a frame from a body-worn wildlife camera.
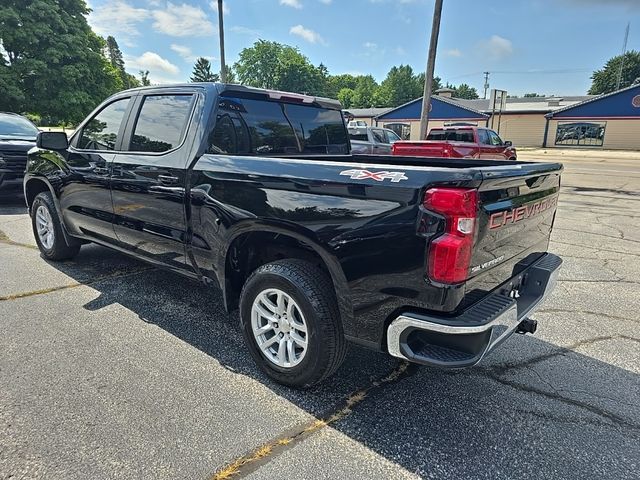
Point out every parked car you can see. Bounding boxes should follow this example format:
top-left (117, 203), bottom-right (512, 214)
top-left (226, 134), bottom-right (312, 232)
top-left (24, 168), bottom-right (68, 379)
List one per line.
top-left (392, 126), bottom-right (517, 160)
top-left (0, 112), bottom-right (39, 190)
top-left (349, 126), bottom-right (401, 154)
top-left (25, 83), bottom-right (562, 387)
top-left (347, 120), bottom-right (368, 128)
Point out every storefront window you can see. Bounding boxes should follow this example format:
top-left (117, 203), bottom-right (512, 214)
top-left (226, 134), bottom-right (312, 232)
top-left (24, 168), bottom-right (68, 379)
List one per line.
top-left (555, 122), bottom-right (606, 146)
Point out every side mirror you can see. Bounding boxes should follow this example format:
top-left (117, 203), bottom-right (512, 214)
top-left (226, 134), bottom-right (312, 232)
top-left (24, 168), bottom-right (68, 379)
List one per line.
top-left (36, 131), bottom-right (69, 150)
top-left (504, 140), bottom-right (513, 147)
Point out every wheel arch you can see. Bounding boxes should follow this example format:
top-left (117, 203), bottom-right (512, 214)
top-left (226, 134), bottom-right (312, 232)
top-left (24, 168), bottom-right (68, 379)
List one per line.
top-left (24, 176), bottom-right (54, 212)
top-left (220, 225), bottom-right (355, 337)
top-left (24, 175), bottom-right (77, 245)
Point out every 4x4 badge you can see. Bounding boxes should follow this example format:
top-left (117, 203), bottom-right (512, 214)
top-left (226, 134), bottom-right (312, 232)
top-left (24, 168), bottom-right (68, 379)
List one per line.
top-left (340, 169), bottom-right (408, 183)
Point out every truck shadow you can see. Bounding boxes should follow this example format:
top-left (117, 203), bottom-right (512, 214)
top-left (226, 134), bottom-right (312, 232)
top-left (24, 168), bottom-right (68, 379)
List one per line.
top-left (49, 244), bottom-right (639, 479)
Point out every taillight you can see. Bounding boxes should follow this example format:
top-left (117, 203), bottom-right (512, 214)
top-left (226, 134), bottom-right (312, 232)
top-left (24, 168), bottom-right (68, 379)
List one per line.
top-left (423, 187), bottom-right (478, 284)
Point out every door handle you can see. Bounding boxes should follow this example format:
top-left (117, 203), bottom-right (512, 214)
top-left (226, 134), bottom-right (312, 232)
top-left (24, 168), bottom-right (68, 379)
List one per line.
top-left (94, 166), bottom-right (109, 175)
top-left (157, 174), bottom-right (180, 185)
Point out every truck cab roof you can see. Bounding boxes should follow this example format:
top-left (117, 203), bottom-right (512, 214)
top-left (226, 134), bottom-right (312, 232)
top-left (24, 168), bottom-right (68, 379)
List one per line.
top-left (117, 83), bottom-right (343, 110)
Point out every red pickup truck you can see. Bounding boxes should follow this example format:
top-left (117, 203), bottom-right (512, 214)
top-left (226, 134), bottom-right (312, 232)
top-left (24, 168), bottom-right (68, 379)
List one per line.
top-left (392, 126), bottom-right (517, 160)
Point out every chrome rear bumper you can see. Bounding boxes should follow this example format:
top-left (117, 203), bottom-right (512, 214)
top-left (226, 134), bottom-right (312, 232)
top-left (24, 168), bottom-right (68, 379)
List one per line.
top-left (387, 253), bottom-right (562, 368)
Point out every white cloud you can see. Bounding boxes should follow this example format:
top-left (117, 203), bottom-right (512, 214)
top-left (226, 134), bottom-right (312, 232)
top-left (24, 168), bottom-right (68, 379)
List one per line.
top-left (170, 44), bottom-right (215, 63)
top-left (363, 42), bottom-right (377, 49)
top-left (230, 25), bottom-right (261, 36)
top-left (152, 2), bottom-right (215, 37)
top-left (88, 0), bottom-right (150, 37)
top-left (319, 0), bottom-right (332, 4)
top-left (394, 46), bottom-right (406, 56)
top-left (478, 35), bottom-right (513, 61)
top-left (126, 51), bottom-right (180, 75)
top-left (290, 24), bottom-right (325, 44)
top-left (210, 1), bottom-right (230, 15)
top-left (280, 0), bottom-right (303, 9)
top-left (445, 48), bottom-right (462, 57)
top-left (170, 44), bottom-right (193, 61)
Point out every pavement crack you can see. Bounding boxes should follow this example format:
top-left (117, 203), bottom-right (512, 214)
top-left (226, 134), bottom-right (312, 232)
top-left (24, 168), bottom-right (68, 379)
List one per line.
top-left (554, 226), bottom-right (639, 244)
top-left (485, 335), bottom-right (616, 375)
top-left (550, 241), bottom-right (640, 258)
top-left (0, 267), bottom-right (153, 302)
top-left (558, 279), bottom-right (640, 285)
top-left (0, 230), bottom-right (37, 250)
top-left (211, 361), bottom-right (414, 480)
top-left (537, 308), bottom-right (637, 323)
top-left (475, 335), bottom-right (640, 433)
top-left (481, 370), bottom-right (640, 433)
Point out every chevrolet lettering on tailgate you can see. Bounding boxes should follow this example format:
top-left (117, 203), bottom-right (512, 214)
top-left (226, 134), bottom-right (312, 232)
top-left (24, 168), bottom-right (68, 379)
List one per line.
top-left (489, 195), bottom-right (558, 230)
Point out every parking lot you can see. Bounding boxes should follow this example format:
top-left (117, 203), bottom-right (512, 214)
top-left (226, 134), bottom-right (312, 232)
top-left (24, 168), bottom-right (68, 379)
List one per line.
top-left (1, 151), bottom-right (639, 479)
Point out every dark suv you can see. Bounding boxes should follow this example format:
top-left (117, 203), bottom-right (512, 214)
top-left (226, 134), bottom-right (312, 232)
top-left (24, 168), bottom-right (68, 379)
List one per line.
top-left (0, 113), bottom-right (39, 190)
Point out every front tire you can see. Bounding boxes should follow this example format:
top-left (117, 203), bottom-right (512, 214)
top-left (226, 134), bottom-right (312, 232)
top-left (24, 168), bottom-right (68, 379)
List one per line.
top-left (31, 192), bottom-right (80, 261)
top-left (239, 259), bottom-right (347, 388)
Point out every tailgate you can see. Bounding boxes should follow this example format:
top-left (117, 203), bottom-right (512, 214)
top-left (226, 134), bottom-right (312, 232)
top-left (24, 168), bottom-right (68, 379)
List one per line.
top-left (392, 141), bottom-right (448, 157)
top-left (468, 162), bottom-right (562, 290)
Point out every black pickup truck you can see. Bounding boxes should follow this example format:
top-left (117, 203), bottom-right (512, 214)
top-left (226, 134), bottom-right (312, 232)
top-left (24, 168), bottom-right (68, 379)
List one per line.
top-left (24, 83), bottom-right (562, 387)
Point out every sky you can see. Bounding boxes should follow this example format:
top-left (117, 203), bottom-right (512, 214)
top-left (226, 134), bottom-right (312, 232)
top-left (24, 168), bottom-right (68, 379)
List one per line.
top-left (87, 0), bottom-right (640, 96)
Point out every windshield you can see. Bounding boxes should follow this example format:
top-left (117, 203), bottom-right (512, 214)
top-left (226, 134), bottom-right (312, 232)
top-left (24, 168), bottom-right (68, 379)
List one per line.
top-left (0, 114), bottom-right (39, 138)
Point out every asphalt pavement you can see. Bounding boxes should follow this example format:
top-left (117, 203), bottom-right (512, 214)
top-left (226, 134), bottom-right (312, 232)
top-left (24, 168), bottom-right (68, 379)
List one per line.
top-left (1, 152), bottom-right (639, 479)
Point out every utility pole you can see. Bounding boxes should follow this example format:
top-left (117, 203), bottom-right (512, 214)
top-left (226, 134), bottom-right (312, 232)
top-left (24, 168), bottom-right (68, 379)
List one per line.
top-left (218, 0), bottom-right (227, 83)
top-left (616, 22), bottom-right (630, 91)
top-left (419, 0), bottom-right (444, 140)
top-left (483, 71), bottom-right (490, 99)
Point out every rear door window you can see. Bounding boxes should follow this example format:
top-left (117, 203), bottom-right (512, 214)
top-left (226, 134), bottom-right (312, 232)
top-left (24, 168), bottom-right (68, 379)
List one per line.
top-left (77, 97), bottom-right (131, 150)
top-left (371, 129), bottom-right (386, 143)
top-left (129, 94), bottom-right (194, 153)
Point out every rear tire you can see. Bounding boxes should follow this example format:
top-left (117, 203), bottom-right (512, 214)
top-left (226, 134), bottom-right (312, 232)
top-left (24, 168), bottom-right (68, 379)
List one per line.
top-left (239, 259), bottom-right (347, 388)
top-left (31, 192), bottom-right (80, 261)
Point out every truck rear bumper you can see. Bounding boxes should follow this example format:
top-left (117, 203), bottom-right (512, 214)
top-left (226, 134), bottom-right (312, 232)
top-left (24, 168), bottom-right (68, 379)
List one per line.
top-left (387, 253), bottom-right (562, 367)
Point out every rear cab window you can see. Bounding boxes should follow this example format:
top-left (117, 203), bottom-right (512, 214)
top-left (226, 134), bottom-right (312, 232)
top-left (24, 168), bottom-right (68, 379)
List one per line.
top-left (426, 129), bottom-right (474, 143)
top-left (208, 96), bottom-right (349, 155)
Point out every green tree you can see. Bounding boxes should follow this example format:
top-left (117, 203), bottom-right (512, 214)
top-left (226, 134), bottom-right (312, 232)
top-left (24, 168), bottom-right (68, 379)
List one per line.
top-left (0, 55), bottom-right (24, 112)
top-left (376, 65), bottom-right (424, 107)
top-left (325, 73), bottom-right (359, 99)
top-left (589, 50), bottom-right (640, 95)
top-left (191, 57), bottom-right (219, 82)
top-left (451, 83), bottom-right (479, 99)
top-left (105, 35), bottom-right (139, 89)
top-left (221, 64), bottom-right (236, 83)
top-left (0, 0), bottom-right (121, 123)
top-left (352, 75), bottom-right (379, 108)
top-left (234, 40), bottom-right (323, 95)
top-left (139, 70), bottom-right (150, 86)
top-left (337, 88), bottom-right (355, 108)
